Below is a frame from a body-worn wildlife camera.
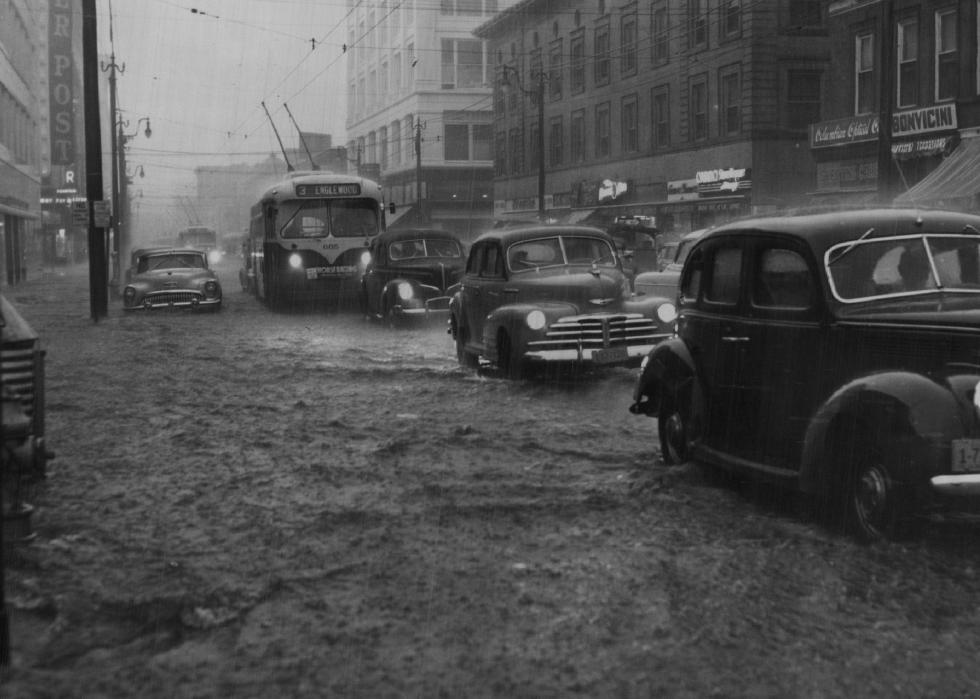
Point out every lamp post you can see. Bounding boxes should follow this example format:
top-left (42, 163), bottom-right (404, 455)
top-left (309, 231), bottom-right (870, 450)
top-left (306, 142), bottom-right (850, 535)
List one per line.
top-left (115, 117), bottom-right (151, 283)
top-left (501, 65), bottom-right (546, 221)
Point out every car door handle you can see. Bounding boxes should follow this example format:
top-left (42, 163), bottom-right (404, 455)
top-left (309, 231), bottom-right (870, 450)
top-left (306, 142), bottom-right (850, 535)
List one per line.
top-left (721, 336), bottom-right (750, 343)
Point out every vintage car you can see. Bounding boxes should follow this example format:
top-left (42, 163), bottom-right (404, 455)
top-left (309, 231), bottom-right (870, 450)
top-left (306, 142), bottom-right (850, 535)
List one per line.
top-left (360, 228), bottom-right (466, 322)
top-left (606, 215), bottom-right (660, 284)
top-left (633, 228), bottom-right (708, 300)
top-left (1, 295), bottom-right (54, 542)
top-left (122, 248), bottom-right (223, 311)
top-left (629, 208), bottom-right (980, 541)
top-left (449, 224), bottom-right (678, 377)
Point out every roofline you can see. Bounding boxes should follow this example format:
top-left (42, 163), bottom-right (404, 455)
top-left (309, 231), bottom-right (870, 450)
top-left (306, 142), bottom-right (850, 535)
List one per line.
top-left (473, 0), bottom-right (547, 38)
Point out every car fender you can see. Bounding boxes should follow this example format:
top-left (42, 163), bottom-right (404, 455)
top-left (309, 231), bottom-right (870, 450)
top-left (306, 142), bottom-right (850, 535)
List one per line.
top-left (799, 371), bottom-right (969, 496)
top-left (483, 301), bottom-right (578, 362)
top-left (630, 337), bottom-right (700, 417)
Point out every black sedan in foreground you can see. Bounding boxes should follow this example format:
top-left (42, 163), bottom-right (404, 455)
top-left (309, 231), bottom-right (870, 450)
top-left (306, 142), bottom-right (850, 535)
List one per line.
top-left (630, 208), bottom-right (980, 541)
top-left (360, 228), bottom-right (466, 323)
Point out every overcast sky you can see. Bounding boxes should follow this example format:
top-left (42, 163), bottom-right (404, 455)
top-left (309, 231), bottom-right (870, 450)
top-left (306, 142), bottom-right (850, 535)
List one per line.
top-left (95, 0), bottom-right (351, 221)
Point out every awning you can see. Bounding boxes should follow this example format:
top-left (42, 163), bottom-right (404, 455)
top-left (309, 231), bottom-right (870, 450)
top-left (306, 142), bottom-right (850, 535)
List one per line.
top-left (564, 208), bottom-right (596, 224)
top-left (894, 136), bottom-right (980, 205)
top-left (0, 203), bottom-right (40, 220)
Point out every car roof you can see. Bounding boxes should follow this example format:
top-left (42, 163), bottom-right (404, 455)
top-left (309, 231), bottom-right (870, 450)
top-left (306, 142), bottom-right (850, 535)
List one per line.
top-left (702, 208), bottom-right (980, 257)
top-left (139, 247), bottom-right (206, 257)
top-left (375, 228), bottom-right (461, 243)
top-left (471, 224), bottom-right (612, 246)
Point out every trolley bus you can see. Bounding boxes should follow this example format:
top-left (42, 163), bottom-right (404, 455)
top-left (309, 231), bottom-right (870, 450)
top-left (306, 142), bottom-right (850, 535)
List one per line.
top-left (247, 171), bottom-right (385, 308)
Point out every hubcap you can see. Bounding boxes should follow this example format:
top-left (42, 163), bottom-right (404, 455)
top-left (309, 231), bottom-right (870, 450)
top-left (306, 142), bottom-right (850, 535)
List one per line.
top-left (665, 412), bottom-right (685, 457)
top-left (855, 466), bottom-right (888, 527)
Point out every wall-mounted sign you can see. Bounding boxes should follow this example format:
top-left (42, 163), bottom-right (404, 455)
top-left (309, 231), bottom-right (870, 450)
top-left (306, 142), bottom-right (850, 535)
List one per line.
top-left (891, 104), bottom-right (957, 138)
top-left (667, 179), bottom-right (698, 202)
top-left (815, 159), bottom-right (877, 192)
top-left (891, 135), bottom-right (955, 160)
top-left (810, 115), bottom-right (879, 149)
top-left (49, 0), bottom-right (75, 165)
top-left (696, 167), bottom-right (751, 196)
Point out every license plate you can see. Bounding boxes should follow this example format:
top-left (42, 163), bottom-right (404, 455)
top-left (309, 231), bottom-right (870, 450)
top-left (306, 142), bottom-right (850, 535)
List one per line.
top-left (592, 346), bottom-right (629, 364)
top-left (306, 265), bottom-right (357, 279)
top-left (952, 439), bottom-right (980, 472)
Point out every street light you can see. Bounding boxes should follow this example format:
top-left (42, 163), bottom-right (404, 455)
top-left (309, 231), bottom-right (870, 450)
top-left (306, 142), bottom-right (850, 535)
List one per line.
top-left (114, 117), bottom-right (151, 288)
top-left (500, 65), bottom-right (546, 221)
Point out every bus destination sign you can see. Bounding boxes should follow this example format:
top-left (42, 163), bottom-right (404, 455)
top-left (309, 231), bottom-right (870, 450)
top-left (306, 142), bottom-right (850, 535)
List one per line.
top-left (295, 183), bottom-right (361, 197)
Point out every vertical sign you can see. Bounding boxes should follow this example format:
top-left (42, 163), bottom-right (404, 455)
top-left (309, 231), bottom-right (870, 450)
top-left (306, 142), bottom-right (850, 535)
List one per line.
top-left (49, 0), bottom-right (75, 165)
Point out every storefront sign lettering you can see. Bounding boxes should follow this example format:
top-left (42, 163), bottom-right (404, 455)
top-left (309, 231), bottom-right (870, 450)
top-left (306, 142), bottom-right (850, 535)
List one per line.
top-left (809, 115), bottom-right (879, 148)
top-left (891, 104), bottom-right (957, 137)
top-left (49, 0), bottom-right (75, 165)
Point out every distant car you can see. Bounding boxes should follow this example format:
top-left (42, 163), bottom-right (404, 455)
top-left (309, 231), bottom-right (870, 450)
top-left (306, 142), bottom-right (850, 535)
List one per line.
top-left (449, 224), bottom-right (678, 377)
top-left (629, 208), bottom-right (980, 541)
top-left (633, 228), bottom-right (709, 300)
top-left (606, 215), bottom-right (660, 284)
top-left (360, 228), bottom-right (466, 322)
top-left (122, 248), bottom-right (222, 311)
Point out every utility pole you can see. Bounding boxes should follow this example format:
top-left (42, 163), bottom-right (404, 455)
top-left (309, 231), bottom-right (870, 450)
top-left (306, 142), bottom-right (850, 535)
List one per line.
top-left (101, 17), bottom-right (123, 289)
top-left (82, 0), bottom-right (108, 321)
top-left (502, 65), bottom-right (547, 221)
top-left (414, 118), bottom-right (425, 221)
top-left (877, 0), bottom-right (895, 203)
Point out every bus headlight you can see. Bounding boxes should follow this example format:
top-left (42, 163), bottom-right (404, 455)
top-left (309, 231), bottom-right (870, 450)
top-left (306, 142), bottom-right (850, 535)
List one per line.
top-left (397, 282), bottom-right (414, 301)
top-left (360, 251), bottom-right (372, 267)
top-left (288, 253), bottom-right (302, 269)
top-left (526, 309), bottom-right (546, 330)
top-left (656, 303), bottom-right (677, 324)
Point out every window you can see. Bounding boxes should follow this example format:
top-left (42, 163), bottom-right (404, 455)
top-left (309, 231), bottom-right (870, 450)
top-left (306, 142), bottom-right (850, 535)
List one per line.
top-left (788, 1), bottom-right (822, 27)
top-left (570, 33), bottom-right (585, 93)
top-left (689, 0), bottom-right (707, 49)
top-left (719, 66), bottom-right (741, 136)
top-left (754, 249), bottom-right (812, 309)
top-left (570, 109), bottom-right (585, 163)
top-left (855, 33), bottom-right (875, 114)
top-left (380, 126), bottom-right (388, 169)
top-left (723, 0), bottom-right (741, 38)
top-left (441, 38), bottom-right (485, 89)
top-left (549, 39), bottom-right (563, 100)
top-left (441, 0), bottom-right (489, 15)
top-left (595, 24), bottom-right (610, 85)
top-left (549, 116), bottom-right (563, 167)
top-left (445, 124), bottom-right (469, 160)
top-left (473, 124), bottom-right (492, 160)
top-left (495, 131), bottom-right (507, 176)
top-left (936, 10), bottom-right (958, 100)
top-left (691, 76), bottom-right (708, 141)
top-left (529, 121), bottom-right (540, 171)
top-left (621, 13), bottom-right (637, 75)
top-left (705, 246), bottom-right (742, 305)
top-left (652, 3), bottom-right (668, 65)
top-left (621, 95), bottom-right (638, 153)
top-left (786, 70), bottom-right (822, 130)
top-left (391, 120), bottom-right (402, 165)
top-left (652, 86), bottom-right (669, 148)
top-left (898, 19), bottom-right (918, 107)
top-left (595, 102), bottom-right (611, 157)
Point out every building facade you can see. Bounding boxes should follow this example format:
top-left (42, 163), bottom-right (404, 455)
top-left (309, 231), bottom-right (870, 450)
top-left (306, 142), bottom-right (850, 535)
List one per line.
top-left (476, 0), bottom-right (830, 234)
top-left (345, 0), bottom-right (512, 241)
top-left (0, 0), bottom-right (44, 283)
top-left (814, 0), bottom-right (980, 211)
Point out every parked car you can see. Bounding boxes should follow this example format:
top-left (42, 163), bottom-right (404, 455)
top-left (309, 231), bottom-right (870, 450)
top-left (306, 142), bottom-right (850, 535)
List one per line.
top-left (449, 224), bottom-right (678, 377)
top-left (1, 295), bottom-right (54, 542)
top-left (361, 228), bottom-right (466, 323)
top-left (634, 228), bottom-right (709, 300)
top-left (629, 208), bottom-right (980, 541)
top-left (122, 248), bottom-right (223, 311)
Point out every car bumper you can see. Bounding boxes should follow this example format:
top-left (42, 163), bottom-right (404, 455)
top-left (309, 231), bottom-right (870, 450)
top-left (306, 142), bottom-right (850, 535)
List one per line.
top-left (524, 336), bottom-right (670, 365)
top-left (393, 295), bottom-right (452, 317)
top-left (931, 473), bottom-right (980, 496)
top-left (125, 294), bottom-right (221, 310)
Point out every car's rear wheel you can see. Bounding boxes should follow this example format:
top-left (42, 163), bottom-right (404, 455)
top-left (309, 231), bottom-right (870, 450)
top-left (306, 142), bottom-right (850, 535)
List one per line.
top-left (658, 393), bottom-right (694, 464)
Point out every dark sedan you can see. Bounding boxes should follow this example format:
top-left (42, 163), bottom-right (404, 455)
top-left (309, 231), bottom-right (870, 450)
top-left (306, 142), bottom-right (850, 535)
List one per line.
top-left (449, 224), bottom-right (677, 377)
top-left (360, 228), bottom-right (466, 323)
top-left (630, 208), bottom-right (980, 541)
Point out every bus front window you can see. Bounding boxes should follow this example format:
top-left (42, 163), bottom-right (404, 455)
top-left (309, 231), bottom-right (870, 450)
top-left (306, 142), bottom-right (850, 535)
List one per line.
top-left (280, 201), bottom-right (330, 238)
top-left (330, 200), bottom-right (378, 238)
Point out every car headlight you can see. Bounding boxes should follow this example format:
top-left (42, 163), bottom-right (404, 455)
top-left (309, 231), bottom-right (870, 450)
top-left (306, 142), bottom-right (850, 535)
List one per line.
top-left (397, 281), bottom-right (414, 301)
top-left (360, 251), bottom-right (372, 267)
top-left (526, 309), bottom-right (546, 330)
top-left (656, 303), bottom-right (677, 324)
top-left (974, 380), bottom-right (980, 416)
top-left (288, 253), bottom-right (302, 269)
top-left (204, 281), bottom-right (219, 296)
top-left (123, 287), bottom-right (136, 303)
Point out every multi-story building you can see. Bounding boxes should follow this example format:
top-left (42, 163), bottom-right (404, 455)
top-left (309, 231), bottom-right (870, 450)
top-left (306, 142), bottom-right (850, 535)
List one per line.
top-left (1, 0), bottom-right (43, 282)
top-left (814, 1), bottom-right (980, 211)
top-left (475, 0), bottom-right (830, 234)
top-left (345, 0), bottom-right (510, 241)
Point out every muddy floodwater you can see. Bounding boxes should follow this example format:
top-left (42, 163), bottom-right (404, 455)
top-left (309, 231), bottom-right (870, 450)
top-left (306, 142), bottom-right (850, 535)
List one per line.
top-left (3, 259), bottom-right (980, 698)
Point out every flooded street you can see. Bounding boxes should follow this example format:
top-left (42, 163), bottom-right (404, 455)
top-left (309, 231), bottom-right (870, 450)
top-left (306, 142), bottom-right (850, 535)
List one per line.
top-left (3, 259), bottom-right (980, 698)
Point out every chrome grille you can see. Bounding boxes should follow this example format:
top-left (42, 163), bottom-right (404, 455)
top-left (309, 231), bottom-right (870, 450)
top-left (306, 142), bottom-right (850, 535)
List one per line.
top-left (145, 291), bottom-right (202, 306)
top-left (527, 313), bottom-right (665, 351)
top-left (1, 339), bottom-right (37, 418)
